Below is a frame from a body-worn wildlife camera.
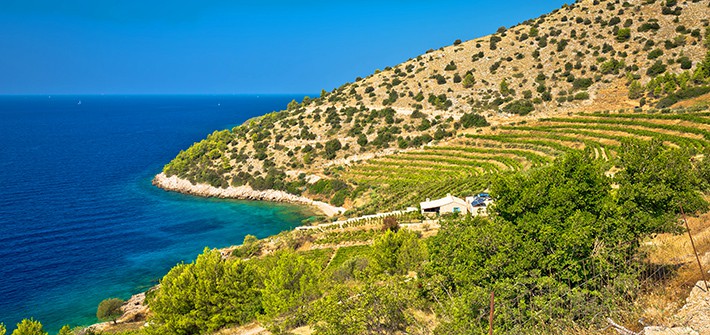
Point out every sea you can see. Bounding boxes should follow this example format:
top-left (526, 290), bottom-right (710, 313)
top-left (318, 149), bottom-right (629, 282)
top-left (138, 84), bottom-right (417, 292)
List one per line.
top-left (0, 95), bottom-right (313, 333)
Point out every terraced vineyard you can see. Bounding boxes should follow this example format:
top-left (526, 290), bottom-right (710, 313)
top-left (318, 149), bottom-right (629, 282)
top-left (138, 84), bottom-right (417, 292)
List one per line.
top-left (344, 106), bottom-right (710, 214)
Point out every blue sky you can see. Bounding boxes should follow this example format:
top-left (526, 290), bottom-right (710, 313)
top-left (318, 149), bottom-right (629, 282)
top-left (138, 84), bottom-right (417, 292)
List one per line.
top-left (1, 1), bottom-right (568, 94)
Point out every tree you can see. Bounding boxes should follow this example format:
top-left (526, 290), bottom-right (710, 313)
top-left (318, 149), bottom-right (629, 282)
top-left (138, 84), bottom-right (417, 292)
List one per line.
top-left (97, 298), bottom-right (124, 324)
top-left (11, 319), bottom-right (47, 335)
top-left (628, 80), bottom-right (644, 99)
top-left (233, 234), bottom-right (260, 258)
top-left (694, 51), bottom-right (710, 83)
top-left (324, 139), bottom-right (342, 160)
top-left (499, 79), bottom-right (512, 96)
top-left (370, 230), bottom-right (426, 275)
top-left (262, 250), bottom-right (320, 319)
top-left (615, 138), bottom-right (708, 234)
top-left (501, 99), bottom-right (534, 115)
top-left (647, 61), bottom-right (667, 77)
top-left (0, 323), bottom-right (5, 335)
top-left (147, 249), bottom-right (262, 334)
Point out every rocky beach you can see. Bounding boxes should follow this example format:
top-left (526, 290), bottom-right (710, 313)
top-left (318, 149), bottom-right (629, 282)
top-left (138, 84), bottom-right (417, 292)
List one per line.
top-left (152, 173), bottom-right (346, 217)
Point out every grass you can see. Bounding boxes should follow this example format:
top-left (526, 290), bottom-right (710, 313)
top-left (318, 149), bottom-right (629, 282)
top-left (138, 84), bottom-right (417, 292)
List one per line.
top-left (635, 212), bottom-right (710, 326)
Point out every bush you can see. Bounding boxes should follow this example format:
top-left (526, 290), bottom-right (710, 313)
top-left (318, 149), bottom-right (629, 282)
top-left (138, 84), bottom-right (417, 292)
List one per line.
top-left (330, 189), bottom-right (348, 207)
top-left (324, 139), bottom-right (342, 160)
top-left (311, 280), bottom-right (416, 335)
top-left (501, 99), bottom-right (535, 115)
top-left (462, 73), bottom-right (476, 88)
top-left (232, 234), bottom-right (260, 258)
top-left (370, 230), bottom-right (426, 275)
top-left (647, 48), bottom-right (663, 60)
top-left (616, 28), bottom-right (631, 42)
top-left (382, 216), bottom-right (399, 232)
top-left (628, 80), bottom-right (644, 99)
top-left (638, 22), bottom-right (660, 32)
top-left (574, 92), bottom-right (590, 100)
top-left (460, 113), bottom-right (489, 128)
top-left (656, 86), bottom-right (710, 108)
top-left (679, 56), bottom-right (692, 70)
top-left (262, 251), bottom-right (321, 320)
top-left (646, 61), bottom-right (667, 77)
top-left (572, 78), bottom-right (593, 90)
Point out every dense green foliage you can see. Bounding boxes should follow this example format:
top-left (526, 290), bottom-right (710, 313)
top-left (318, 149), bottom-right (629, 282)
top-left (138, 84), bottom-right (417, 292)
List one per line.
top-left (10, 319), bottom-right (46, 335)
top-left (261, 251), bottom-right (320, 325)
top-left (145, 249), bottom-right (262, 334)
top-left (656, 86), bottom-right (710, 108)
top-left (459, 113), bottom-right (489, 128)
top-left (502, 99), bottom-right (534, 115)
top-left (424, 146), bottom-right (707, 332)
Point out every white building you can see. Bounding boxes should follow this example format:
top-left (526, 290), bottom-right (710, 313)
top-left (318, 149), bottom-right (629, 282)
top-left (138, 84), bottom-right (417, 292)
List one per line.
top-left (420, 194), bottom-right (469, 216)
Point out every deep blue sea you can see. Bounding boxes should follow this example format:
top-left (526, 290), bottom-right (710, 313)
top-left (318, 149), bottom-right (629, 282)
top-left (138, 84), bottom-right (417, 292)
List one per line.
top-left (0, 95), bottom-right (312, 333)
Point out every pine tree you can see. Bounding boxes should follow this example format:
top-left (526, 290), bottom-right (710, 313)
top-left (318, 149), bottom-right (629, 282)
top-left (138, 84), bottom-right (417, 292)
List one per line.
top-left (11, 319), bottom-right (47, 335)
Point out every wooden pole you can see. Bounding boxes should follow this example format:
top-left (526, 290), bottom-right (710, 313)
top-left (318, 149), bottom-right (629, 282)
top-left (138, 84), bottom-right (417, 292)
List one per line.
top-left (489, 291), bottom-right (494, 335)
top-left (680, 204), bottom-right (709, 291)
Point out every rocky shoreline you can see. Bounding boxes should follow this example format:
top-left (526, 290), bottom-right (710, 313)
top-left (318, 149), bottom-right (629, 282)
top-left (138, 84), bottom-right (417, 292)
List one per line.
top-left (152, 173), bottom-right (346, 217)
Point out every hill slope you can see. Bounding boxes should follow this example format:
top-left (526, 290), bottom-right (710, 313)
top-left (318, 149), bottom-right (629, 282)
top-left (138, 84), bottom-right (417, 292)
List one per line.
top-left (156, 0), bottom-right (710, 214)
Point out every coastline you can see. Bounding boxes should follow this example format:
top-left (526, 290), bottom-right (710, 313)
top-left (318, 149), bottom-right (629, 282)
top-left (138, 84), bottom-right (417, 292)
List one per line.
top-left (152, 173), bottom-right (346, 217)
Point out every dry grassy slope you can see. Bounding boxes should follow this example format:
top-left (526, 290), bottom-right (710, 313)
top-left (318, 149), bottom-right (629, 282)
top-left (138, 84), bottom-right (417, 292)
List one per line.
top-left (164, 0), bottom-right (709, 193)
top-left (341, 0), bottom-right (708, 115)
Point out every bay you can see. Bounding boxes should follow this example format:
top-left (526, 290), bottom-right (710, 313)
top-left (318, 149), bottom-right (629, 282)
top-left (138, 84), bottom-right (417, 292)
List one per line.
top-left (0, 95), bottom-right (311, 332)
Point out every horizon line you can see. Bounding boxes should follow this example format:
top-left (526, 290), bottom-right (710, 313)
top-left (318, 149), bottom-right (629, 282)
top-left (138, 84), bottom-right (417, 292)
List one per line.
top-left (0, 93), bottom-right (319, 96)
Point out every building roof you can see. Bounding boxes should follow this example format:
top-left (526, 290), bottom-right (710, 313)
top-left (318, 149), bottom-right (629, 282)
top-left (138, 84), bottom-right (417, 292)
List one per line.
top-left (420, 194), bottom-right (468, 210)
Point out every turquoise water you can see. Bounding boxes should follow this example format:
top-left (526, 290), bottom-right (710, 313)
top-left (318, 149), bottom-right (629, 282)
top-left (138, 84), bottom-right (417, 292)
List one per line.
top-left (0, 95), bottom-right (311, 332)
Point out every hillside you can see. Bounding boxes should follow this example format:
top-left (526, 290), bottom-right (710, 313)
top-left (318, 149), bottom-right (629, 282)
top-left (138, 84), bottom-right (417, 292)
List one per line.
top-left (156, 0), bottom-right (710, 215)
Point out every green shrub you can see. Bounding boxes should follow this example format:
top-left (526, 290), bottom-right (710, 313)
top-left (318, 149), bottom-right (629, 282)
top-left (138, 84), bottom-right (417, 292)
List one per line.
top-left (679, 56), bottom-right (692, 70)
top-left (648, 48), bottom-right (664, 60)
top-left (656, 86), bottom-right (710, 108)
top-left (146, 249), bottom-right (262, 334)
top-left (647, 61), bottom-right (667, 77)
top-left (324, 139), bottom-right (342, 160)
top-left (572, 78), bottom-right (593, 90)
top-left (460, 113), bottom-right (489, 128)
top-left (638, 22), bottom-right (661, 32)
top-left (574, 92), bottom-right (590, 100)
top-left (501, 99), bottom-right (535, 116)
top-left (616, 28), bottom-right (631, 42)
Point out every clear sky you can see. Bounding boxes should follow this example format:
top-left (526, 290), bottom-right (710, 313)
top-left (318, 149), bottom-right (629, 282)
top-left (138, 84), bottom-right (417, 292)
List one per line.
top-left (1, 0), bottom-right (568, 95)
